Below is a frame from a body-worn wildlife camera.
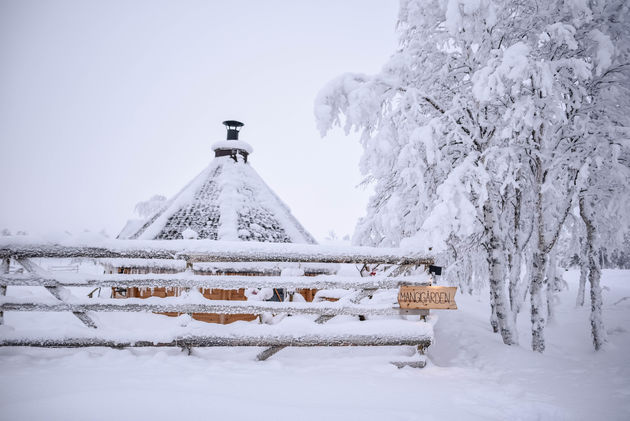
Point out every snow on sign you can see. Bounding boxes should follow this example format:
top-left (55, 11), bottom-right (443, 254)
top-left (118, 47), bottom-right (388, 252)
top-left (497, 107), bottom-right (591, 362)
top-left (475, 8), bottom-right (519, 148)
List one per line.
top-left (398, 286), bottom-right (458, 310)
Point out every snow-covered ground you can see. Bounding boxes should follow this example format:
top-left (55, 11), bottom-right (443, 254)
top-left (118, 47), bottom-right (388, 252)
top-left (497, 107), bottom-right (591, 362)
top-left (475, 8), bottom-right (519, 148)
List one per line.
top-left (1, 270), bottom-right (628, 420)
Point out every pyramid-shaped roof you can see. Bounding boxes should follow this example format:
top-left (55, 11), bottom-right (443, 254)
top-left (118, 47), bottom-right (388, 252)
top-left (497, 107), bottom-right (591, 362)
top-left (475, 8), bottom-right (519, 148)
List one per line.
top-left (119, 122), bottom-right (317, 244)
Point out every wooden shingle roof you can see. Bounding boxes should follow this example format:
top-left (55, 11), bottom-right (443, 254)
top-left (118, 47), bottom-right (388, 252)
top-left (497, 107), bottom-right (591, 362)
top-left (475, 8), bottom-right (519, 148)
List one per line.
top-left (119, 154), bottom-right (316, 245)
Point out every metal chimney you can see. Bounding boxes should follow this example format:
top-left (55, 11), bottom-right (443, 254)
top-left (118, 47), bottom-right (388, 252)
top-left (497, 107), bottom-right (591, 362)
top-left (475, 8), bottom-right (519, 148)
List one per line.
top-left (214, 120), bottom-right (251, 163)
top-left (223, 120), bottom-right (244, 140)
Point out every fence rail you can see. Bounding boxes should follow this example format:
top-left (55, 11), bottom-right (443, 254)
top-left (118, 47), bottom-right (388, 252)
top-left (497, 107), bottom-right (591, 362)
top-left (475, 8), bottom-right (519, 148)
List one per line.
top-left (0, 239), bottom-right (434, 365)
top-left (0, 239), bottom-right (433, 266)
top-left (0, 273), bottom-right (430, 290)
top-left (0, 335), bottom-right (431, 349)
top-left (0, 300), bottom-right (409, 317)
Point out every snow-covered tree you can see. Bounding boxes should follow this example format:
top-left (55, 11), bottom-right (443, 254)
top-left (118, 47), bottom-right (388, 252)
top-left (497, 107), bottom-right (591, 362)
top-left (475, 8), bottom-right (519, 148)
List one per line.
top-left (134, 194), bottom-right (167, 219)
top-left (317, 0), bottom-right (526, 346)
top-left (316, 0), bottom-right (629, 352)
top-left (575, 0), bottom-right (630, 349)
top-left (549, 1), bottom-right (630, 350)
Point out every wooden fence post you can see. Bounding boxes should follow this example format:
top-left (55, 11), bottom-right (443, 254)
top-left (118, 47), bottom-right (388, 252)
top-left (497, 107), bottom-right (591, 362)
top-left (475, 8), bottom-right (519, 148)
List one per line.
top-left (0, 257), bottom-right (8, 325)
top-left (17, 258), bottom-right (97, 329)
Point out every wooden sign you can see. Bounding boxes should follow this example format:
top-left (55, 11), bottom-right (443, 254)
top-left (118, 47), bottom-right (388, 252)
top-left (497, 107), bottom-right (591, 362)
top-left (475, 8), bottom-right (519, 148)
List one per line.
top-left (398, 286), bottom-right (457, 310)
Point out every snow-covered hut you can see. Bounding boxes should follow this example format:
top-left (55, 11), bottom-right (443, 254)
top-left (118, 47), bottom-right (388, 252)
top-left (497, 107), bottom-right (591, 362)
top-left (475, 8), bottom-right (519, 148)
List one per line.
top-left (106, 121), bottom-right (325, 323)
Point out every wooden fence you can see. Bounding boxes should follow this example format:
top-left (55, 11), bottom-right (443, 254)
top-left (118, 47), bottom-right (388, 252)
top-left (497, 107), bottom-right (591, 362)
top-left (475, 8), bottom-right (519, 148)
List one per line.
top-left (0, 240), bottom-right (434, 365)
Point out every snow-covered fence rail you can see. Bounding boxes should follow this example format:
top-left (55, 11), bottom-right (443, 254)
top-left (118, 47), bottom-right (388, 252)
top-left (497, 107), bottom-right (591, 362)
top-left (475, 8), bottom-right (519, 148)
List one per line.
top-left (0, 239), bottom-right (434, 365)
top-left (0, 273), bottom-right (430, 290)
top-left (0, 300), bottom-right (421, 317)
top-left (0, 238), bottom-right (433, 265)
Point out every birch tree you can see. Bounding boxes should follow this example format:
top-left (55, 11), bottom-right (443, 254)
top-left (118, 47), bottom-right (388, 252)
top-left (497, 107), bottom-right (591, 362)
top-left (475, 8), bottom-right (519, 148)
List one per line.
top-left (315, 0), bottom-right (630, 351)
top-left (316, 0), bottom-right (526, 345)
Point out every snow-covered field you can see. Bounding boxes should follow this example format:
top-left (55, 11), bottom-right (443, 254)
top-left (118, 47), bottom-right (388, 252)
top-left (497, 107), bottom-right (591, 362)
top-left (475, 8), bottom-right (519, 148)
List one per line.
top-left (1, 269), bottom-right (628, 421)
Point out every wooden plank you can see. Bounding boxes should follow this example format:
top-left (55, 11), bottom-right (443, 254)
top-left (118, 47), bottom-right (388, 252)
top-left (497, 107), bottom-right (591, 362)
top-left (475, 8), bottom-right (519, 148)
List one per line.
top-left (398, 309), bottom-right (430, 316)
top-left (0, 257), bottom-right (8, 325)
top-left (314, 315), bottom-right (335, 324)
top-left (0, 273), bottom-right (430, 291)
top-left (0, 334), bottom-right (432, 348)
top-left (397, 286), bottom-right (457, 310)
top-left (44, 287), bottom-right (98, 328)
top-left (256, 345), bottom-right (285, 361)
top-left (16, 258), bottom-right (98, 329)
top-left (0, 241), bottom-right (433, 266)
top-left (0, 301), bottom-right (406, 317)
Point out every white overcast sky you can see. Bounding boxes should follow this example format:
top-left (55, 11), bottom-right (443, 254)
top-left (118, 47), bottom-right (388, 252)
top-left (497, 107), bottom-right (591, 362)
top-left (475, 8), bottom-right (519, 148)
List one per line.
top-left (0, 0), bottom-right (399, 241)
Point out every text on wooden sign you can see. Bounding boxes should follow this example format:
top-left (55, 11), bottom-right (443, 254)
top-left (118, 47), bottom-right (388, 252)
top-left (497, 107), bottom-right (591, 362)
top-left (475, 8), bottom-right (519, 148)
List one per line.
top-left (397, 286), bottom-right (457, 310)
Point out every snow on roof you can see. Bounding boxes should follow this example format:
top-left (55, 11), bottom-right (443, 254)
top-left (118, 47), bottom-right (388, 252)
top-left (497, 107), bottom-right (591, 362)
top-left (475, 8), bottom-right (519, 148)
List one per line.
top-left (119, 155), bottom-right (317, 245)
top-left (210, 140), bottom-right (254, 154)
top-left (117, 218), bottom-right (146, 240)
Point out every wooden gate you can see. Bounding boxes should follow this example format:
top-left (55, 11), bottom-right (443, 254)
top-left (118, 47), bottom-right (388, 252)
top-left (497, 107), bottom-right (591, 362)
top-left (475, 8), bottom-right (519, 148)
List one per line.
top-left (0, 239), bottom-right (435, 366)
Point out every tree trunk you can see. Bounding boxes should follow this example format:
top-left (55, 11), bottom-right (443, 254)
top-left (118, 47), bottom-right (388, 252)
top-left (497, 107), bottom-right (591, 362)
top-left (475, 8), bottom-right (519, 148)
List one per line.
top-left (530, 249), bottom-right (547, 353)
top-left (509, 186), bottom-right (522, 314)
top-left (489, 288), bottom-right (499, 333)
top-left (509, 251), bottom-right (522, 313)
top-left (530, 167), bottom-right (546, 353)
top-left (579, 196), bottom-right (606, 350)
top-left (588, 255), bottom-right (605, 350)
top-left (508, 186), bottom-right (525, 339)
top-left (546, 249), bottom-right (559, 324)
top-left (576, 240), bottom-right (588, 307)
top-left (484, 201), bottom-right (516, 345)
top-left (508, 250), bottom-right (522, 339)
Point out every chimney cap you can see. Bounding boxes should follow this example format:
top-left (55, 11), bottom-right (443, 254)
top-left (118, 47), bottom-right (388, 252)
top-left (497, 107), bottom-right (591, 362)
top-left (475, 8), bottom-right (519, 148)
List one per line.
top-left (223, 120), bottom-right (244, 141)
top-left (223, 120), bottom-right (244, 129)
